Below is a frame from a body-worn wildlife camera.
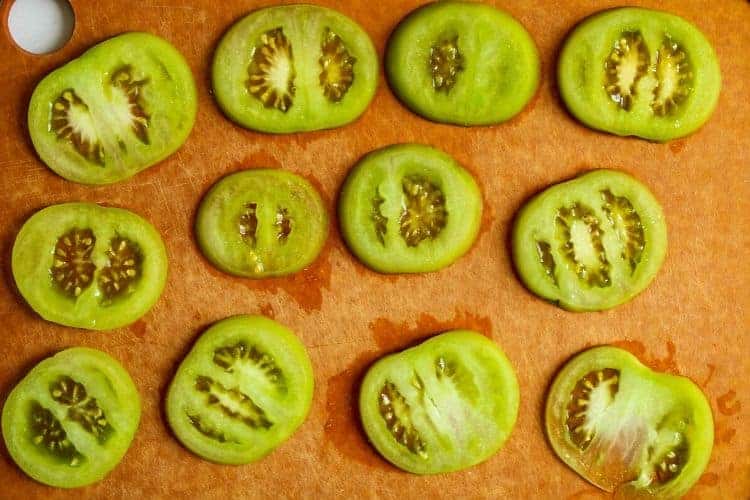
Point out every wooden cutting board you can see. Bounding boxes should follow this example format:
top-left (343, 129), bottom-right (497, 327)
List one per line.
top-left (0, 0), bottom-right (747, 498)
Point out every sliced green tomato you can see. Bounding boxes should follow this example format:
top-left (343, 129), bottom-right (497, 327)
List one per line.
top-left (558, 7), bottom-right (721, 141)
top-left (12, 203), bottom-right (168, 330)
top-left (212, 4), bottom-right (378, 133)
top-left (385, 1), bottom-right (539, 126)
top-left (196, 169), bottom-right (329, 278)
top-left (28, 32), bottom-right (197, 184)
top-left (339, 144), bottom-right (482, 273)
top-left (546, 346), bottom-right (713, 498)
top-left (1, 348), bottom-right (140, 488)
top-left (512, 170), bottom-right (667, 311)
top-left (165, 315), bottom-right (314, 464)
top-left (360, 330), bottom-right (519, 474)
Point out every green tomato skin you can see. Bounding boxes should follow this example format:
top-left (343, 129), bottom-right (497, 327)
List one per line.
top-left (545, 346), bottom-right (714, 499)
top-left (386, 1), bottom-right (540, 126)
top-left (1, 348), bottom-right (141, 488)
top-left (212, 5), bottom-right (378, 133)
top-left (339, 144), bottom-right (482, 274)
top-left (195, 169), bottom-right (329, 278)
top-left (28, 32), bottom-right (197, 184)
top-left (165, 315), bottom-right (314, 464)
top-left (359, 330), bottom-right (519, 474)
top-left (558, 7), bottom-right (721, 142)
top-left (11, 203), bottom-right (168, 330)
top-left (512, 170), bottom-right (667, 311)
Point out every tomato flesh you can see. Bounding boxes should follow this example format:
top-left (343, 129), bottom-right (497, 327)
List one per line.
top-left (386, 1), bottom-right (539, 126)
top-left (212, 5), bottom-right (378, 133)
top-left (558, 7), bottom-right (721, 141)
top-left (339, 144), bottom-right (482, 274)
top-left (165, 315), bottom-right (314, 464)
top-left (359, 330), bottom-right (519, 474)
top-left (512, 170), bottom-right (667, 311)
top-left (546, 346), bottom-right (714, 498)
top-left (12, 203), bottom-right (168, 330)
top-left (28, 32), bottom-right (196, 184)
top-left (2, 348), bottom-right (140, 488)
top-left (196, 169), bottom-right (329, 278)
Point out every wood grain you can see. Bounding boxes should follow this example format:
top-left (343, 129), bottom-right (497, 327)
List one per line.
top-left (0, 0), bottom-right (747, 498)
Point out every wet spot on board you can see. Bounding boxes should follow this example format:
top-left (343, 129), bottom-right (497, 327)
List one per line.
top-left (129, 319), bottom-right (147, 338)
top-left (290, 128), bottom-right (328, 149)
top-left (714, 423), bottom-right (736, 445)
top-left (239, 240), bottom-right (333, 313)
top-left (238, 151), bottom-right (281, 170)
top-left (697, 472), bottom-right (719, 486)
top-left (610, 339), bottom-right (678, 373)
top-left (700, 363), bottom-right (716, 388)
top-left (669, 140), bottom-right (686, 155)
top-left (716, 390), bottom-right (741, 416)
top-left (259, 303), bottom-right (275, 319)
top-left (369, 309), bottom-right (493, 354)
top-left (479, 200), bottom-right (495, 240)
top-left (504, 82), bottom-right (542, 126)
top-left (323, 352), bottom-right (391, 469)
top-left (564, 489), bottom-right (605, 500)
top-left (464, 198), bottom-right (495, 260)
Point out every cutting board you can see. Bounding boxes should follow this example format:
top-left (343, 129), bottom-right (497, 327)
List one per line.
top-left (0, 0), bottom-right (747, 498)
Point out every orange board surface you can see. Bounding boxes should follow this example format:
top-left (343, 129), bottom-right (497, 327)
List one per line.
top-left (0, 0), bottom-right (748, 498)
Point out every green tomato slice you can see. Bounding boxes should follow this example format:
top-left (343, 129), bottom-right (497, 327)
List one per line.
top-left (512, 170), bottom-right (667, 311)
top-left (360, 330), bottom-right (519, 474)
top-left (165, 315), bottom-right (314, 464)
top-left (28, 32), bottom-right (197, 184)
top-left (339, 144), bottom-right (482, 273)
top-left (385, 1), bottom-right (539, 126)
top-left (546, 346), bottom-right (714, 498)
top-left (212, 5), bottom-right (378, 133)
top-left (2, 347), bottom-right (140, 488)
top-left (558, 7), bottom-right (721, 142)
top-left (12, 202), bottom-right (168, 330)
top-left (196, 169), bottom-right (329, 278)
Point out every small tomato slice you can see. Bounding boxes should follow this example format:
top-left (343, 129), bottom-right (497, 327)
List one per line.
top-left (195, 169), bottom-right (329, 278)
top-left (339, 144), bottom-right (482, 274)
